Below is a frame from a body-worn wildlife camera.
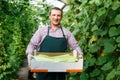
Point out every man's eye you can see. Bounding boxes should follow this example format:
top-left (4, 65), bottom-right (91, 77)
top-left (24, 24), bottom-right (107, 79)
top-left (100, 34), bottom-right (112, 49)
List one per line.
top-left (57, 15), bottom-right (61, 17)
top-left (52, 14), bottom-right (55, 16)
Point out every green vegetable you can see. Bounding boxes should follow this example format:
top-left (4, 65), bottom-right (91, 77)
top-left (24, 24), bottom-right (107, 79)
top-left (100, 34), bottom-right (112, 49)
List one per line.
top-left (34, 54), bottom-right (78, 62)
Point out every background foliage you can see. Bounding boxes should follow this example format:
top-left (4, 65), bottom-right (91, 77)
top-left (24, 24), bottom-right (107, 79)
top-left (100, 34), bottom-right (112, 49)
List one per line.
top-left (0, 0), bottom-right (120, 80)
top-left (0, 0), bottom-right (40, 79)
top-left (62, 0), bottom-right (120, 80)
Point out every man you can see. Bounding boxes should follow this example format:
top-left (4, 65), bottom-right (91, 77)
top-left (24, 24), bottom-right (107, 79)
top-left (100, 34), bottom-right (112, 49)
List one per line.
top-left (26, 7), bottom-right (83, 80)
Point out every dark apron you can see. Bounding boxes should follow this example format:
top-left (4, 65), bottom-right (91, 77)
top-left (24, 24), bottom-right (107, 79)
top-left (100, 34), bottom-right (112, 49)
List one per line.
top-left (36, 26), bottom-right (67, 80)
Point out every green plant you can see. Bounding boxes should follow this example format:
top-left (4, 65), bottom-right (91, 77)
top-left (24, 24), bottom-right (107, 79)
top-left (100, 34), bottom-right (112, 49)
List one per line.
top-left (61, 0), bottom-right (120, 80)
top-left (0, 0), bottom-right (40, 79)
top-left (1, 0), bottom-right (120, 79)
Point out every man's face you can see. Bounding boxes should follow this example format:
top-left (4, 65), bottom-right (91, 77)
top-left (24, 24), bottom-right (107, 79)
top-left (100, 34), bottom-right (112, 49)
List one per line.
top-left (49, 9), bottom-right (62, 26)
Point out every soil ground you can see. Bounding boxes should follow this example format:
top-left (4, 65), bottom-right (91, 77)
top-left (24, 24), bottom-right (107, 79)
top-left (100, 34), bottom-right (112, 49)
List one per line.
top-left (17, 58), bottom-right (36, 80)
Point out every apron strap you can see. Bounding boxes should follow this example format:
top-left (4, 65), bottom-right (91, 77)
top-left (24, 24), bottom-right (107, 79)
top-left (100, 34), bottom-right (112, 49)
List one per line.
top-left (47, 26), bottom-right (65, 38)
top-left (47, 26), bottom-right (50, 35)
top-left (60, 26), bottom-right (65, 38)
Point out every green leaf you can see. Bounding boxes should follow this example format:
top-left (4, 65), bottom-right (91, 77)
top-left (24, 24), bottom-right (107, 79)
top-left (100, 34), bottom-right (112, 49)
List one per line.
top-left (94, 0), bottom-right (102, 6)
top-left (96, 56), bottom-right (107, 65)
top-left (87, 57), bottom-right (96, 66)
top-left (112, 1), bottom-right (120, 10)
top-left (72, 27), bottom-right (79, 35)
top-left (104, 42), bottom-right (116, 53)
top-left (80, 72), bottom-right (88, 80)
top-left (89, 44), bottom-right (99, 53)
top-left (118, 44), bottom-right (120, 48)
top-left (115, 14), bottom-right (120, 24)
top-left (97, 7), bottom-right (106, 16)
top-left (94, 29), bottom-right (107, 37)
top-left (89, 0), bottom-right (102, 6)
top-left (117, 64), bottom-right (120, 71)
top-left (104, 0), bottom-right (112, 8)
top-left (90, 69), bottom-right (101, 77)
top-left (81, 0), bottom-right (88, 3)
top-left (119, 57), bottom-right (120, 62)
top-left (109, 27), bottom-right (119, 37)
top-left (69, 72), bottom-right (77, 76)
top-left (106, 69), bottom-right (116, 80)
top-left (91, 25), bottom-right (98, 32)
top-left (116, 36), bottom-right (120, 43)
top-left (66, 0), bottom-right (74, 3)
top-left (97, 74), bottom-right (104, 80)
top-left (116, 71), bottom-right (120, 76)
top-left (101, 62), bottom-right (113, 71)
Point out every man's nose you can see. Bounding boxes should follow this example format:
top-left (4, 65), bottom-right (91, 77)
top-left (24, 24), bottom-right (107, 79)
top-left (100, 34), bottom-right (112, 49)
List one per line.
top-left (54, 15), bottom-right (58, 19)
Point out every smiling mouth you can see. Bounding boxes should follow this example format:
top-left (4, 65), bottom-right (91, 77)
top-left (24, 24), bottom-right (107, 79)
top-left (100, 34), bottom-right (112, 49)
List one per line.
top-left (54, 20), bottom-right (59, 23)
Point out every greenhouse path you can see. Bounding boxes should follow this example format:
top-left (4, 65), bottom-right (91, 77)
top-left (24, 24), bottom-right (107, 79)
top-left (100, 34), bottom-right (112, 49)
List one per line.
top-left (17, 57), bottom-right (36, 80)
top-left (17, 58), bottom-right (29, 80)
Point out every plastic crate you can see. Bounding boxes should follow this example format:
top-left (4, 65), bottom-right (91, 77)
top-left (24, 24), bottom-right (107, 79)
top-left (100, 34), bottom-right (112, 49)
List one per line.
top-left (28, 52), bottom-right (83, 72)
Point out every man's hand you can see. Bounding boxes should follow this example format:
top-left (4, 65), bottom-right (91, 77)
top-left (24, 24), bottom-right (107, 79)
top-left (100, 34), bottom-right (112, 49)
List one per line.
top-left (73, 50), bottom-right (83, 59)
top-left (27, 54), bottom-right (34, 59)
top-left (78, 54), bottom-right (83, 59)
top-left (27, 54), bottom-right (34, 66)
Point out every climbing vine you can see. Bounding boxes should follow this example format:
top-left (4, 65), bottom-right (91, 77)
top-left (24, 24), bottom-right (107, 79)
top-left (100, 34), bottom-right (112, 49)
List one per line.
top-left (0, 0), bottom-right (120, 80)
top-left (61, 0), bottom-right (120, 80)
